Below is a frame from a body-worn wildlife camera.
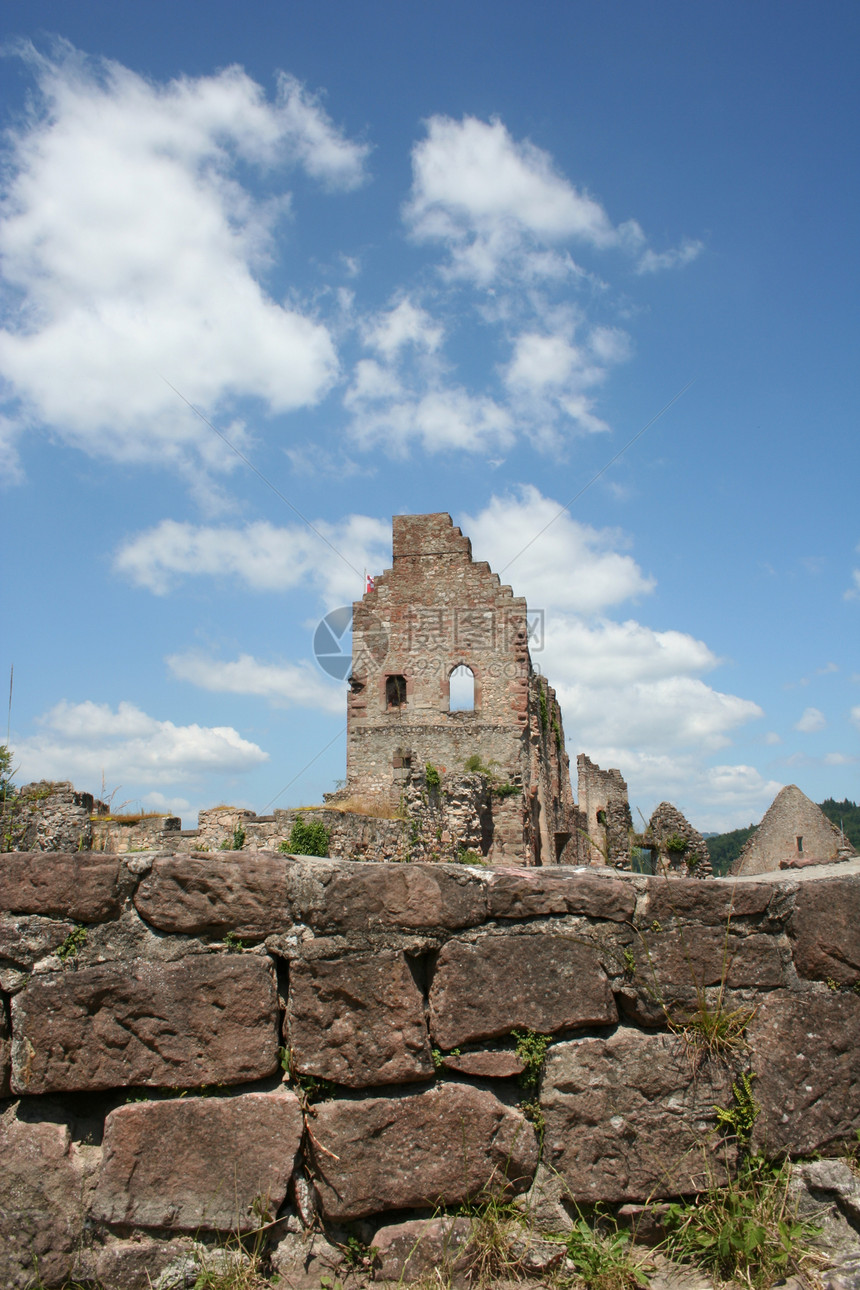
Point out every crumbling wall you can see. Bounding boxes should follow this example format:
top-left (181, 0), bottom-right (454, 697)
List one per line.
top-left (733, 784), bottom-right (856, 876)
top-left (576, 755), bottom-right (633, 867)
top-left (1, 849), bottom-right (858, 1288)
top-left (1, 781), bottom-right (99, 853)
top-left (645, 801), bottom-right (712, 877)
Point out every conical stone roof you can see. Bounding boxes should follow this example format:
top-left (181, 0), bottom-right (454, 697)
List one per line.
top-left (731, 784), bottom-right (854, 876)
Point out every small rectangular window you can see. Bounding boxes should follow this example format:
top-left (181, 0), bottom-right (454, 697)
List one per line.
top-left (796, 836), bottom-right (803, 853)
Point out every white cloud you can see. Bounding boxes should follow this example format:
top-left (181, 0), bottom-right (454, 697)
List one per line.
top-left (144, 791), bottom-right (191, 814)
top-left (363, 298), bottom-right (443, 358)
top-left (541, 617), bottom-right (719, 686)
top-left (462, 487), bottom-right (655, 613)
top-left (502, 324), bottom-right (632, 440)
top-left (15, 699), bottom-right (267, 790)
top-left (636, 239), bottom-right (703, 275)
top-left (405, 115), bottom-right (637, 285)
top-left (764, 731), bottom-right (782, 745)
top-left (404, 114), bottom-right (699, 285)
top-left (0, 47), bottom-right (368, 477)
top-left (577, 748), bottom-right (781, 833)
top-left (347, 386), bottom-right (515, 456)
top-left (273, 72), bottom-right (370, 189)
top-left (167, 651), bottom-right (343, 714)
top-left (114, 513), bottom-right (391, 604)
top-left (459, 487), bottom-right (765, 825)
top-left (825, 752), bottom-right (857, 766)
top-left (558, 674), bottom-right (762, 757)
top-left (844, 568), bottom-right (860, 601)
top-left (851, 705), bottom-right (860, 731)
top-left (795, 706), bottom-right (827, 733)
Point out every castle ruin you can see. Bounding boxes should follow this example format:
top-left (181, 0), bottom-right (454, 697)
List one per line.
top-left (341, 512), bottom-right (577, 865)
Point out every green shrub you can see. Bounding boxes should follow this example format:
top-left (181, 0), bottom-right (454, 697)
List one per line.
top-left (425, 762), bottom-right (441, 791)
top-left (280, 818), bottom-right (330, 857)
top-left (455, 848), bottom-right (485, 865)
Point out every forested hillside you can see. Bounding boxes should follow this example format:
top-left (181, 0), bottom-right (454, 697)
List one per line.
top-left (819, 798), bottom-right (860, 849)
top-left (705, 825), bottom-right (756, 875)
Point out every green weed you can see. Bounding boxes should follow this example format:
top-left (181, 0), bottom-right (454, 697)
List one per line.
top-left (57, 924), bottom-right (88, 963)
top-left (512, 1028), bottom-right (550, 1089)
top-left (219, 824), bottom-right (246, 851)
top-left (565, 1211), bottom-right (649, 1290)
top-left (455, 847), bottom-right (485, 865)
top-left (661, 1155), bottom-right (822, 1289)
top-left (714, 1071), bottom-right (761, 1147)
top-left (425, 762), bottom-right (441, 791)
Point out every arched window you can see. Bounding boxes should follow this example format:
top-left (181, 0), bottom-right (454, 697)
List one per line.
top-left (449, 665), bottom-right (475, 712)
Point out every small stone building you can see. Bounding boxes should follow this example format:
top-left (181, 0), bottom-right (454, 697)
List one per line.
top-left (344, 513), bottom-right (576, 865)
top-left (732, 784), bottom-right (856, 877)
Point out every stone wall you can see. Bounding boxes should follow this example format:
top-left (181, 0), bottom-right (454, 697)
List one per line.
top-left (1, 849), bottom-right (859, 1288)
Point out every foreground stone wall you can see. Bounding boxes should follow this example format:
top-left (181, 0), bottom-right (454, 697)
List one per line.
top-left (1, 851), bottom-right (859, 1288)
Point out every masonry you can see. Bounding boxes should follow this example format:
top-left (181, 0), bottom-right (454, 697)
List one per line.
top-left (1, 848), bottom-right (859, 1288)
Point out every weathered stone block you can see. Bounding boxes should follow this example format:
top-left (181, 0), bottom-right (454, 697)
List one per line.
top-left (287, 950), bottom-right (433, 1086)
top-left (372, 1216), bottom-right (474, 1282)
top-left (428, 930), bottom-right (617, 1048)
top-left (487, 869), bottom-right (635, 922)
top-left (788, 875), bottom-right (860, 985)
top-left (93, 1090), bottom-right (303, 1231)
top-left (0, 852), bottom-right (120, 921)
top-left (0, 1101), bottom-right (93, 1290)
top-left (0, 913), bottom-right (76, 968)
top-left (747, 990), bottom-right (860, 1155)
top-left (442, 1049), bottom-right (525, 1078)
top-left (270, 1232), bottom-right (347, 1290)
top-left (310, 1084), bottom-right (538, 1219)
top-left (11, 954), bottom-right (279, 1093)
top-left (629, 926), bottom-right (785, 996)
top-left (94, 1240), bottom-right (197, 1290)
top-left (641, 877), bottom-right (775, 926)
top-left (540, 1029), bottom-right (734, 1203)
top-left (311, 861), bottom-right (488, 933)
top-left (134, 853), bottom-right (295, 938)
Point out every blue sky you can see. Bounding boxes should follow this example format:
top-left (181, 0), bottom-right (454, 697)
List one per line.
top-left (1, 1), bottom-right (857, 832)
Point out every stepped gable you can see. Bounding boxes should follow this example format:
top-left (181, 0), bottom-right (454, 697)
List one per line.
top-left (731, 784), bottom-right (855, 877)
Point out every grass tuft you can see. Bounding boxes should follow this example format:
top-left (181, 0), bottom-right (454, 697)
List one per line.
top-left (661, 1155), bottom-right (823, 1289)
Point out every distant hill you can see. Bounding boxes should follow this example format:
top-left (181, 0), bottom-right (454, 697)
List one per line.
top-left (819, 798), bottom-right (860, 849)
top-left (705, 825), bottom-right (756, 875)
top-left (705, 798), bottom-right (859, 874)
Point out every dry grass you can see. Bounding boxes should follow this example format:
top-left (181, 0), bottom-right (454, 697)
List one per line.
top-left (91, 811), bottom-right (166, 825)
top-left (325, 796), bottom-right (405, 820)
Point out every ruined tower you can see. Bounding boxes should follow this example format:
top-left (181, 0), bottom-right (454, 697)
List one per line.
top-left (344, 513), bottom-right (576, 865)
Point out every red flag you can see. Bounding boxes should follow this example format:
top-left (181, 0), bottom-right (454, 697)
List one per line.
top-left (365, 572), bottom-right (375, 593)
